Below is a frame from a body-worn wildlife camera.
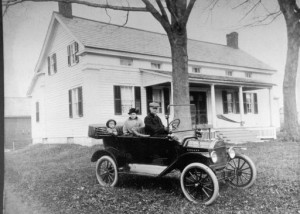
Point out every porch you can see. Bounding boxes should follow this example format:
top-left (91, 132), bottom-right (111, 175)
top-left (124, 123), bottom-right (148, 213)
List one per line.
top-left (141, 69), bottom-right (277, 142)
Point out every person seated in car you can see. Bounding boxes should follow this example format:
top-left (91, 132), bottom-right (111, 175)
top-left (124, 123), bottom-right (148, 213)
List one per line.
top-left (144, 102), bottom-right (169, 136)
top-left (123, 108), bottom-right (144, 135)
top-left (106, 119), bottom-right (118, 135)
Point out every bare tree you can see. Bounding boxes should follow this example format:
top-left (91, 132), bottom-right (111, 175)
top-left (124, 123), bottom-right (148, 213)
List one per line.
top-left (3, 0), bottom-right (196, 124)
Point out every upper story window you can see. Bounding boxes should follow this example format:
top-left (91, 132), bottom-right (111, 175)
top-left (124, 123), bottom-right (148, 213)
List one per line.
top-left (192, 67), bottom-right (201, 73)
top-left (47, 53), bottom-right (57, 75)
top-left (114, 86), bottom-right (141, 115)
top-left (120, 58), bottom-right (133, 66)
top-left (245, 72), bottom-right (252, 78)
top-left (68, 87), bottom-right (83, 118)
top-left (222, 91), bottom-right (239, 114)
top-left (243, 93), bottom-right (258, 114)
top-left (226, 70), bottom-right (233, 76)
top-left (151, 62), bottom-right (161, 69)
top-left (68, 42), bottom-right (79, 66)
top-left (36, 102), bottom-right (40, 122)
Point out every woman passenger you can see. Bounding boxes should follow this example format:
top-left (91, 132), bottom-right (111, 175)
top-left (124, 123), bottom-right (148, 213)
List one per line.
top-left (123, 108), bottom-right (144, 135)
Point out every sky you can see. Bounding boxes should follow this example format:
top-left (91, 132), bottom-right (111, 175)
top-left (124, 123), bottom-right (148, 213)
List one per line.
top-left (3, 0), bottom-right (300, 107)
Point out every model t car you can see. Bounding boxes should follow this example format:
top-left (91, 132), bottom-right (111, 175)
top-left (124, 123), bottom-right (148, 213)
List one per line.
top-left (89, 104), bottom-right (257, 205)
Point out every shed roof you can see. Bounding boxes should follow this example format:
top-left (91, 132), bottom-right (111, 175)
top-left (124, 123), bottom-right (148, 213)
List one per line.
top-left (56, 13), bottom-right (275, 71)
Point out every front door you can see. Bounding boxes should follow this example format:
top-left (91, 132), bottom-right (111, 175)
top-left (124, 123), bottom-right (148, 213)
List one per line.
top-left (190, 91), bottom-right (208, 124)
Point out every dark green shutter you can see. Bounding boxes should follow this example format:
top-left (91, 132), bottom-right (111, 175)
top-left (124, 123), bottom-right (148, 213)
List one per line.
top-left (243, 93), bottom-right (247, 114)
top-left (146, 87), bottom-right (153, 113)
top-left (134, 87), bottom-right (141, 115)
top-left (114, 86), bottom-right (122, 115)
top-left (234, 91), bottom-right (240, 114)
top-left (222, 91), bottom-right (228, 114)
top-left (163, 88), bottom-right (170, 114)
top-left (69, 90), bottom-right (73, 118)
top-left (78, 87), bottom-right (83, 117)
top-left (254, 93), bottom-right (258, 114)
top-left (53, 54), bottom-right (57, 73)
top-left (67, 45), bottom-right (71, 66)
top-left (47, 56), bottom-right (51, 75)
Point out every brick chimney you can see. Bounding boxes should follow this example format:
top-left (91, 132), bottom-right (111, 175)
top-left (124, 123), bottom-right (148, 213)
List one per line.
top-left (226, 32), bottom-right (238, 49)
top-left (58, 2), bottom-right (72, 18)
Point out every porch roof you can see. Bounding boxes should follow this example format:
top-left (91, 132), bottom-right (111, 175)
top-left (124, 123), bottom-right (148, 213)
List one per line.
top-left (140, 69), bottom-right (275, 88)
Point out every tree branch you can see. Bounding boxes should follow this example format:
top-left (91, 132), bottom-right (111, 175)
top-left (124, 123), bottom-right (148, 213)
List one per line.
top-left (165, 0), bottom-right (179, 23)
top-left (2, 0), bottom-right (148, 12)
top-left (239, 0), bottom-right (262, 22)
top-left (182, 0), bottom-right (196, 25)
top-left (156, 0), bottom-right (170, 25)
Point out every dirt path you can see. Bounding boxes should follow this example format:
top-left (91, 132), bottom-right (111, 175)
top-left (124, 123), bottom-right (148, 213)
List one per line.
top-left (3, 184), bottom-right (49, 214)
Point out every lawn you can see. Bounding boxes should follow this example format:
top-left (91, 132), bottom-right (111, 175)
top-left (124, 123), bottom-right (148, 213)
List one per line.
top-left (4, 141), bottom-right (300, 214)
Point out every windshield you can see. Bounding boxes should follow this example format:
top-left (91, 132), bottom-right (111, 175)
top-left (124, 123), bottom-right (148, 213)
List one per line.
top-left (167, 104), bottom-right (196, 142)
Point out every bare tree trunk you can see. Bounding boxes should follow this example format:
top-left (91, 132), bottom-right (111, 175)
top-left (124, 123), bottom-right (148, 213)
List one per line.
top-left (283, 31), bottom-right (300, 139)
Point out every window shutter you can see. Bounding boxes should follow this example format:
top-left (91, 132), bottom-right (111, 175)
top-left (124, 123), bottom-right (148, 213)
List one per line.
top-left (47, 56), bottom-right (51, 75)
top-left (36, 102), bottom-right (39, 122)
top-left (67, 45), bottom-right (71, 66)
top-left (254, 93), bottom-right (258, 114)
top-left (243, 93), bottom-right (247, 114)
top-left (134, 87), bottom-right (141, 115)
top-left (53, 54), bottom-right (57, 73)
top-left (234, 91), bottom-right (240, 114)
top-left (114, 86), bottom-right (122, 115)
top-left (69, 90), bottom-right (73, 118)
top-left (78, 87), bottom-right (83, 117)
top-left (74, 42), bottom-right (79, 63)
top-left (222, 91), bottom-right (228, 114)
top-left (146, 87), bottom-right (153, 113)
top-left (163, 88), bottom-right (170, 114)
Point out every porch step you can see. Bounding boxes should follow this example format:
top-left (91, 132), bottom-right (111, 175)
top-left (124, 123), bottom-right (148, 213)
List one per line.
top-left (216, 129), bottom-right (259, 144)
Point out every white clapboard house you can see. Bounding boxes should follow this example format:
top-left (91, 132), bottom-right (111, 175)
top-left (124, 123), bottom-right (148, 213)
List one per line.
top-left (27, 6), bottom-right (279, 145)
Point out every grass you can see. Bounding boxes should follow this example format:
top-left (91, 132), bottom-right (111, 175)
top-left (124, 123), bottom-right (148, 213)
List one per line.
top-left (4, 141), bottom-right (300, 214)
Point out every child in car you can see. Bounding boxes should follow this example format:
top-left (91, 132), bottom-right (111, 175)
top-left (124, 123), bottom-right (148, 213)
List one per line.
top-left (106, 119), bottom-right (118, 135)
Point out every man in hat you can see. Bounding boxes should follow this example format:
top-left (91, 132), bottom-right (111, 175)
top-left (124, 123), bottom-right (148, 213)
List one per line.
top-left (144, 102), bottom-right (169, 136)
top-left (123, 108), bottom-right (144, 135)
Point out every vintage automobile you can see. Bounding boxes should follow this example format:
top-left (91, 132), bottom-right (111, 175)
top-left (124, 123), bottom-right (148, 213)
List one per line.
top-left (89, 104), bottom-right (257, 205)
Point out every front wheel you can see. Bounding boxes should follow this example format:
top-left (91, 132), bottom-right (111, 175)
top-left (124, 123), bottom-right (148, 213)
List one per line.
top-left (180, 163), bottom-right (219, 205)
top-left (96, 155), bottom-right (118, 187)
top-left (226, 154), bottom-right (257, 189)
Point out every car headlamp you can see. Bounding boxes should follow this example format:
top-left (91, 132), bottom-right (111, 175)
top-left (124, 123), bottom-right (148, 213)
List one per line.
top-left (210, 151), bottom-right (218, 163)
top-left (186, 140), bottom-right (200, 148)
top-left (228, 147), bottom-right (235, 159)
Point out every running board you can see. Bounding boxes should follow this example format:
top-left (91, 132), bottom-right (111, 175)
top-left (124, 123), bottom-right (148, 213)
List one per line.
top-left (119, 164), bottom-right (167, 177)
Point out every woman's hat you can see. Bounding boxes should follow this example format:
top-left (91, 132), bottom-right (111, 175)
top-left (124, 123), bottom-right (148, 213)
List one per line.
top-left (106, 119), bottom-right (117, 128)
top-left (128, 108), bottom-right (139, 115)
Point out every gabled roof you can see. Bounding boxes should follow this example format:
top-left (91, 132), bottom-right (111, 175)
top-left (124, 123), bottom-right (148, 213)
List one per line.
top-left (55, 13), bottom-right (275, 72)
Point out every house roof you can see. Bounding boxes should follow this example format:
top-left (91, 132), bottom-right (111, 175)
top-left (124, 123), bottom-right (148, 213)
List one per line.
top-left (56, 13), bottom-right (275, 72)
top-left (5, 97), bottom-right (31, 117)
top-left (140, 69), bottom-right (274, 87)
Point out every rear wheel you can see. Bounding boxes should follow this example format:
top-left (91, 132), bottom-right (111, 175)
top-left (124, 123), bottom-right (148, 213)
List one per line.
top-left (226, 154), bottom-right (257, 189)
top-left (96, 155), bottom-right (118, 187)
top-left (180, 163), bottom-right (219, 205)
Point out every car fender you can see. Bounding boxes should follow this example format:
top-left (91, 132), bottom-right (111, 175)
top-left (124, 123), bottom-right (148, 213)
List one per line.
top-left (158, 152), bottom-right (210, 177)
top-left (91, 147), bottom-right (119, 162)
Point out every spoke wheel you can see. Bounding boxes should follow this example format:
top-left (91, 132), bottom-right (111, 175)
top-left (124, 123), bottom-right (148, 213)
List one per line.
top-left (96, 155), bottom-right (118, 187)
top-left (226, 154), bottom-right (257, 189)
top-left (180, 163), bottom-right (219, 205)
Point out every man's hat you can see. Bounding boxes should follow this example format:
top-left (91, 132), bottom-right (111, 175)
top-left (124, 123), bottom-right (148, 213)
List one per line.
top-left (128, 108), bottom-right (139, 115)
top-left (149, 102), bottom-right (160, 107)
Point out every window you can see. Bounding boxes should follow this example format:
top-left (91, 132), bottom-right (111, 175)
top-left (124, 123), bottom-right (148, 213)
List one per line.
top-left (245, 72), bottom-right (252, 78)
top-left (114, 86), bottom-right (141, 115)
top-left (153, 89), bottom-right (163, 113)
top-left (67, 42), bottom-right (79, 66)
top-left (226, 70), bottom-right (233, 76)
top-left (68, 87), bottom-right (83, 118)
top-left (47, 53), bottom-right (57, 75)
top-left (192, 67), bottom-right (201, 73)
top-left (120, 58), bottom-right (133, 66)
top-left (222, 91), bottom-right (240, 114)
top-left (243, 93), bottom-right (258, 114)
top-left (151, 62), bottom-right (161, 69)
top-left (36, 102), bottom-right (39, 122)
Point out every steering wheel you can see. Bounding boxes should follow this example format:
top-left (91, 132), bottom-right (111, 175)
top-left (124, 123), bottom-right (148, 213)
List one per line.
top-left (169, 119), bottom-right (180, 131)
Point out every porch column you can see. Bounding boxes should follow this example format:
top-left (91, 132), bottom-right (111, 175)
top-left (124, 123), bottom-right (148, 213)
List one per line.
top-left (210, 84), bottom-right (217, 128)
top-left (239, 86), bottom-right (244, 125)
top-left (269, 87), bottom-right (274, 126)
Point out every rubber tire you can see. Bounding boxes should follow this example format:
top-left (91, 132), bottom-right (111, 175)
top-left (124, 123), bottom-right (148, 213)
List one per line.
top-left (226, 153), bottom-right (257, 189)
top-left (180, 163), bottom-right (219, 205)
top-left (96, 155), bottom-right (118, 187)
